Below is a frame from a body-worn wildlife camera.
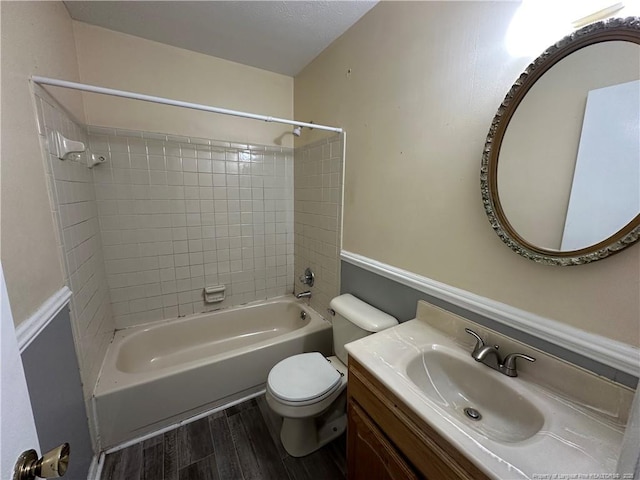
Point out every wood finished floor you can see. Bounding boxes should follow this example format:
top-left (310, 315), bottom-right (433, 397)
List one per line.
top-left (101, 396), bottom-right (347, 480)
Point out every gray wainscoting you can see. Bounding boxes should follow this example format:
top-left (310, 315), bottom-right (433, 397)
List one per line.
top-left (21, 306), bottom-right (93, 480)
top-left (341, 261), bottom-right (638, 388)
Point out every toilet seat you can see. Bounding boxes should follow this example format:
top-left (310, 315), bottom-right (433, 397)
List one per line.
top-left (268, 352), bottom-right (342, 405)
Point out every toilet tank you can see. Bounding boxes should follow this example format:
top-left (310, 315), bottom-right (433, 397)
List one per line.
top-left (330, 294), bottom-right (398, 365)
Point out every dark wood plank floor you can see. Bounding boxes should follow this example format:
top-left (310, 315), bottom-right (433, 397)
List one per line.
top-left (101, 396), bottom-right (347, 480)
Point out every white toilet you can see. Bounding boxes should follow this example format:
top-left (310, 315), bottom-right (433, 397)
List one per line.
top-left (265, 293), bottom-right (398, 457)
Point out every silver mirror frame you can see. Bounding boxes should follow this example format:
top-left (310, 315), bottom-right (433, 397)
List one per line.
top-left (481, 16), bottom-right (640, 266)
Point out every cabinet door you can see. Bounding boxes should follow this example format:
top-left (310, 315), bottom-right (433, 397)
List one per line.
top-left (348, 401), bottom-right (420, 480)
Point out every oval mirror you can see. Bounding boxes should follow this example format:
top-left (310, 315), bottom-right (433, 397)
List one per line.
top-left (482, 17), bottom-right (640, 265)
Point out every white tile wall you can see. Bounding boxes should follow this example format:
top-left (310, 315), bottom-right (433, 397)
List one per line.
top-left (294, 134), bottom-right (344, 317)
top-left (33, 87), bottom-right (115, 413)
top-left (88, 127), bottom-right (294, 328)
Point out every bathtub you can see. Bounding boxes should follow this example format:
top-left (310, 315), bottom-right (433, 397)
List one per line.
top-left (94, 296), bottom-right (332, 448)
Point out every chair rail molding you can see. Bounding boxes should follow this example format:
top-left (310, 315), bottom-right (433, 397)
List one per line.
top-left (341, 250), bottom-right (640, 377)
top-left (16, 286), bottom-right (72, 353)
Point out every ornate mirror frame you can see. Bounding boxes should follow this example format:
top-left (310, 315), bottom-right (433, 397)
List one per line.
top-left (481, 17), bottom-right (640, 266)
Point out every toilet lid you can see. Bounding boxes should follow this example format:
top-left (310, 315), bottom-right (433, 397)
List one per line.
top-left (268, 352), bottom-right (341, 403)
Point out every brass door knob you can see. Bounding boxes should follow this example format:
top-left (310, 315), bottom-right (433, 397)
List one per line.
top-left (14, 443), bottom-right (70, 480)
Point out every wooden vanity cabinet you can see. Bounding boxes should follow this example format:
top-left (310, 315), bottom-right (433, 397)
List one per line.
top-left (347, 357), bottom-right (490, 480)
top-left (348, 400), bottom-right (419, 480)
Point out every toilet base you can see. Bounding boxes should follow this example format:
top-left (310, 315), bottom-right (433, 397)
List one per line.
top-left (280, 413), bottom-right (347, 458)
top-left (266, 355), bottom-right (349, 457)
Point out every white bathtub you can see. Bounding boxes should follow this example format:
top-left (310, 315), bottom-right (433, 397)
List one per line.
top-left (94, 296), bottom-right (332, 448)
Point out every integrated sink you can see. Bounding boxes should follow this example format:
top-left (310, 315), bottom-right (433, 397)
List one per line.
top-left (405, 347), bottom-right (545, 443)
top-left (345, 303), bottom-right (630, 479)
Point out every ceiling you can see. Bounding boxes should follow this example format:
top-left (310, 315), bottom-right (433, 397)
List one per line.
top-left (64, 1), bottom-right (378, 76)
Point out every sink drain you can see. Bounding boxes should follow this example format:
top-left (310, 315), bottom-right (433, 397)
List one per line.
top-left (464, 407), bottom-right (482, 421)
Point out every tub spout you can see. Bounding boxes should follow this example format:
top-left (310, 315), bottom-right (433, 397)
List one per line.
top-left (295, 291), bottom-right (312, 299)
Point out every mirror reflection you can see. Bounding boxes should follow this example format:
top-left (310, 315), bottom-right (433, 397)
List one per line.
top-left (497, 40), bottom-right (640, 252)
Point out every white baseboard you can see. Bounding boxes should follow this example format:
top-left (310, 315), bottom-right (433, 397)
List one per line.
top-left (16, 286), bottom-right (72, 353)
top-left (87, 453), bottom-right (103, 480)
top-left (341, 250), bottom-right (640, 377)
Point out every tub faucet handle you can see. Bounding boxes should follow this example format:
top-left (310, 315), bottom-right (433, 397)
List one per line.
top-left (299, 267), bottom-right (314, 287)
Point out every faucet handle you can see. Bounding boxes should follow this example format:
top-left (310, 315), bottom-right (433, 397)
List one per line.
top-left (464, 328), bottom-right (485, 352)
top-left (501, 353), bottom-right (535, 377)
top-left (298, 267), bottom-right (314, 287)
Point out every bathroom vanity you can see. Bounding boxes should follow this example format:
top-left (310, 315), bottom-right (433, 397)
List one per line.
top-left (345, 301), bottom-right (634, 480)
top-left (347, 356), bottom-right (488, 479)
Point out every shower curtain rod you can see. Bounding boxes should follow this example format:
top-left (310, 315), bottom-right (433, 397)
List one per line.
top-left (31, 75), bottom-right (343, 133)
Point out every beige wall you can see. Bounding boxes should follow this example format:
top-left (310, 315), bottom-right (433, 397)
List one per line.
top-left (295, 2), bottom-right (640, 346)
top-left (1, 1), bottom-right (85, 325)
top-left (72, 22), bottom-right (294, 148)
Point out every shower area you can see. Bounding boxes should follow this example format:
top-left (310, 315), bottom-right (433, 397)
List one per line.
top-left (32, 78), bottom-right (344, 451)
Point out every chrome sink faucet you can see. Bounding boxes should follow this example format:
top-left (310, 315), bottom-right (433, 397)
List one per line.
top-left (465, 328), bottom-right (535, 377)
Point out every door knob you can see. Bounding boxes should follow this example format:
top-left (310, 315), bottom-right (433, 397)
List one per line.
top-left (13, 443), bottom-right (70, 480)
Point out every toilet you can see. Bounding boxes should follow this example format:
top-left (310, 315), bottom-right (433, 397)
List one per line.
top-left (265, 293), bottom-right (398, 457)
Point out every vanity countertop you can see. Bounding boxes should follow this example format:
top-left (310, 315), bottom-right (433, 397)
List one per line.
top-left (345, 302), bottom-right (633, 480)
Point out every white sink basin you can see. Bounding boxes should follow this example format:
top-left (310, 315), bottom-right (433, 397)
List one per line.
top-left (406, 347), bottom-right (545, 443)
top-left (345, 316), bottom-right (627, 480)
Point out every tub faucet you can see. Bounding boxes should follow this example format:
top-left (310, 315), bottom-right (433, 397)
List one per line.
top-left (465, 328), bottom-right (535, 377)
top-left (295, 291), bottom-right (312, 299)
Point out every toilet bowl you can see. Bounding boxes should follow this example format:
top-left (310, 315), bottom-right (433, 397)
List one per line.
top-left (265, 294), bottom-right (397, 457)
top-left (266, 353), bottom-right (348, 457)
